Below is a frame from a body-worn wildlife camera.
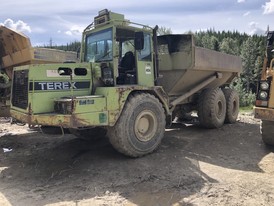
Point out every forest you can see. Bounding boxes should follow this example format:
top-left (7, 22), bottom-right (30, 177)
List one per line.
top-left (45, 29), bottom-right (268, 107)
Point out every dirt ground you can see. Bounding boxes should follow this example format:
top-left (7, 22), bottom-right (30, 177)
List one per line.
top-left (0, 113), bottom-right (274, 206)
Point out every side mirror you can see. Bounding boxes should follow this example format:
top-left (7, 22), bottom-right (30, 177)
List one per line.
top-left (135, 32), bottom-right (144, 50)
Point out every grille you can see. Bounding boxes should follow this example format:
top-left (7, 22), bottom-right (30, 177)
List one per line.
top-left (12, 70), bottom-right (29, 109)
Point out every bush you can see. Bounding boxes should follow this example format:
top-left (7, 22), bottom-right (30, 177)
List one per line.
top-left (239, 90), bottom-right (256, 107)
top-left (230, 79), bottom-right (255, 107)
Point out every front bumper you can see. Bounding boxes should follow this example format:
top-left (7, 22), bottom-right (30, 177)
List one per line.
top-left (10, 109), bottom-right (108, 128)
top-left (254, 107), bottom-right (274, 121)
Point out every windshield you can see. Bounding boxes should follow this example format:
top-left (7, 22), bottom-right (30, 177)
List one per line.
top-left (85, 28), bottom-right (113, 62)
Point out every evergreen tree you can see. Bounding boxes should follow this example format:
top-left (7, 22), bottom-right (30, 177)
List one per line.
top-left (42, 41), bottom-right (81, 52)
top-left (240, 37), bottom-right (259, 92)
top-left (220, 37), bottom-right (239, 55)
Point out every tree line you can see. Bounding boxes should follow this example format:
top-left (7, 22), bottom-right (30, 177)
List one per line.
top-left (44, 41), bottom-right (81, 53)
top-left (46, 28), bottom-right (267, 107)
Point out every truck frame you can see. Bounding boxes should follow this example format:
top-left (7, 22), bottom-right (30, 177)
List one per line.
top-left (254, 30), bottom-right (274, 145)
top-left (10, 9), bottom-right (242, 157)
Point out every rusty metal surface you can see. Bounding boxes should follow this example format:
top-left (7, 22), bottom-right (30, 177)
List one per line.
top-left (254, 107), bottom-right (274, 121)
top-left (10, 109), bottom-right (108, 128)
top-left (95, 85), bottom-right (170, 126)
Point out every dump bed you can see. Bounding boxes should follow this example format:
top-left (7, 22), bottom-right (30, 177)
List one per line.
top-left (157, 34), bottom-right (242, 96)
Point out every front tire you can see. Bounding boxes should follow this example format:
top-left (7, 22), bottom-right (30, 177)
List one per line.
top-left (108, 93), bottom-right (166, 157)
top-left (261, 120), bottom-right (274, 145)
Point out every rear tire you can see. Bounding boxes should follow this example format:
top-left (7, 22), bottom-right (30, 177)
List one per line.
top-left (223, 88), bottom-right (239, 124)
top-left (108, 93), bottom-right (166, 157)
top-left (261, 120), bottom-right (274, 146)
top-left (198, 88), bottom-right (226, 128)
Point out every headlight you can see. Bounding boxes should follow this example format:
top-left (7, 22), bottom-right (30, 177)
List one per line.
top-left (260, 82), bottom-right (269, 90)
top-left (259, 91), bottom-right (268, 100)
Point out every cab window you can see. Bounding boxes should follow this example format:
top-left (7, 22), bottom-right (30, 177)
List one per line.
top-left (138, 33), bottom-right (151, 61)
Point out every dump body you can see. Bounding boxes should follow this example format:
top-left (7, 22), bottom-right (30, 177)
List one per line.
top-left (157, 35), bottom-right (242, 97)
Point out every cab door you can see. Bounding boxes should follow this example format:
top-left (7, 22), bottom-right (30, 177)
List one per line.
top-left (136, 33), bottom-right (155, 87)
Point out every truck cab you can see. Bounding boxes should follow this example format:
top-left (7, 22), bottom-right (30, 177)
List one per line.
top-left (82, 9), bottom-right (156, 87)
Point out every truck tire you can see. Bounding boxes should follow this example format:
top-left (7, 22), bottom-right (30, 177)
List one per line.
top-left (261, 120), bottom-right (274, 146)
top-left (69, 127), bottom-right (107, 141)
top-left (108, 93), bottom-right (166, 157)
top-left (223, 88), bottom-right (239, 124)
top-left (198, 88), bottom-right (226, 128)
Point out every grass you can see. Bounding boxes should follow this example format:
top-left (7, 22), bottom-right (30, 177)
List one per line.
top-left (239, 105), bottom-right (254, 114)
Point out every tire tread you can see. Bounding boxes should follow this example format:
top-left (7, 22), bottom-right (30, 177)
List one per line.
top-left (223, 88), bottom-right (239, 124)
top-left (108, 93), bottom-right (166, 157)
top-left (198, 88), bottom-right (226, 128)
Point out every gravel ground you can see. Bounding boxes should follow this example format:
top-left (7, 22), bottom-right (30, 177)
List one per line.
top-left (0, 114), bottom-right (274, 206)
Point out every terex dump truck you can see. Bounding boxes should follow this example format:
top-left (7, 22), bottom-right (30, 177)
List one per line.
top-left (254, 30), bottom-right (274, 145)
top-left (0, 26), bottom-right (77, 117)
top-left (10, 10), bottom-right (242, 157)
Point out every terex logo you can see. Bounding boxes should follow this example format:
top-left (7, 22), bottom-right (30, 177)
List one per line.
top-left (31, 81), bottom-right (90, 91)
top-left (38, 82), bottom-right (76, 90)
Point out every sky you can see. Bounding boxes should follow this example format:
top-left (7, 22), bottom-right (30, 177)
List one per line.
top-left (0, 0), bottom-right (274, 46)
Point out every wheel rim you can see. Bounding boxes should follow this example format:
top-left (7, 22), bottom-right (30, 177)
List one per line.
top-left (134, 110), bottom-right (158, 142)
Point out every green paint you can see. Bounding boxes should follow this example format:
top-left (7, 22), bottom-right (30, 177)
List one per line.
top-left (10, 10), bottom-right (170, 129)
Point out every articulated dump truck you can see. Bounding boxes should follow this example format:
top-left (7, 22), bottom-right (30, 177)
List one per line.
top-left (10, 10), bottom-right (242, 157)
top-left (254, 30), bottom-right (274, 145)
top-left (0, 26), bottom-right (77, 117)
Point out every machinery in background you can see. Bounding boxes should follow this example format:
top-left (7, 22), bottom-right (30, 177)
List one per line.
top-left (254, 30), bottom-right (274, 145)
top-left (0, 26), bottom-right (77, 116)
